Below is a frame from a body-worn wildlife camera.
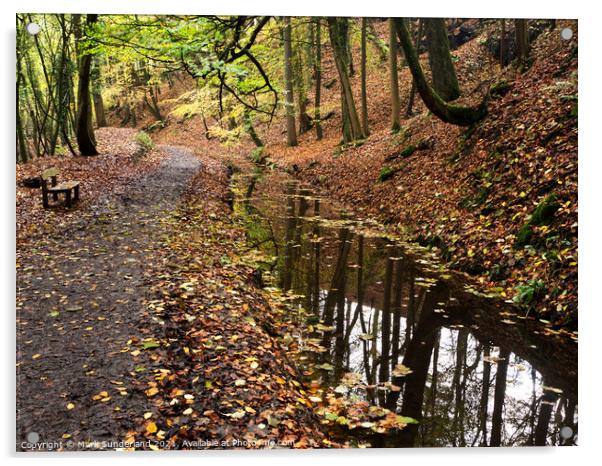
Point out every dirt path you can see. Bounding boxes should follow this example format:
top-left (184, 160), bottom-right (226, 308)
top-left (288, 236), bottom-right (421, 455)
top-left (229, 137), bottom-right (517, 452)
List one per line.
top-left (16, 146), bottom-right (201, 450)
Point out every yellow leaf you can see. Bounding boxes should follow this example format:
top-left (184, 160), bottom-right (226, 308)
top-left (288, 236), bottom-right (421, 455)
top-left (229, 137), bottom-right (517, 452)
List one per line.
top-left (66, 403), bottom-right (75, 410)
top-left (146, 422), bottom-right (158, 434)
top-left (144, 412), bottom-right (153, 420)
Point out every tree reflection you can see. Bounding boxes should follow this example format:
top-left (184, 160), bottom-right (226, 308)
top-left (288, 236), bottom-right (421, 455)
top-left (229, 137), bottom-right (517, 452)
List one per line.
top-left (245, 176), bottom-right (578, 448)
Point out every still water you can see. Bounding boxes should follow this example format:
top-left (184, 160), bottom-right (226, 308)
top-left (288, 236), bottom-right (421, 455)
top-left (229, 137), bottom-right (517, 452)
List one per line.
top-left (233, 170), bottom-right (577, 448)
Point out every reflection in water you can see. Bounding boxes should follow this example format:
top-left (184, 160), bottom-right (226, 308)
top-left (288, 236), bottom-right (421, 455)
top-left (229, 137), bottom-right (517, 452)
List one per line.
top-left (236, 174), bottom-right (578, 448)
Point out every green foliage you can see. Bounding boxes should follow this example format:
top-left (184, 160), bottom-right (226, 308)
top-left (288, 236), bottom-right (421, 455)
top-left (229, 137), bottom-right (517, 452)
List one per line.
top-left (514, 194), bottom-right (560, 248)
top-left (514, 224), bottom-right (534, 249)
top-left (135, 131), bottom-right (154, 152)
top-left (378, 166), bottom-right (396, 182)
top-left (399, 145), bottom-right (417, 158)
top-left (490, 79), bottom-right (513, 99)
top-left (250, 147), bottom-right (267, 164)
top-left (530, 194), bottom-right (560, 226)
top-left (513, 279), bottom-right (545, 307)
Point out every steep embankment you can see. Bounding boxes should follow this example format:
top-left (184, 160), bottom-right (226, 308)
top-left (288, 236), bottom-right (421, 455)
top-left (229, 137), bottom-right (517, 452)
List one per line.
top-left (271, 21), bottom-right (578, 328)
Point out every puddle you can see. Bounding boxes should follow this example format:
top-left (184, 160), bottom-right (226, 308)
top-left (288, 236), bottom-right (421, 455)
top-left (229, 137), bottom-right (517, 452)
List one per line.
top-left (232, 169), bottom-right (577, 447)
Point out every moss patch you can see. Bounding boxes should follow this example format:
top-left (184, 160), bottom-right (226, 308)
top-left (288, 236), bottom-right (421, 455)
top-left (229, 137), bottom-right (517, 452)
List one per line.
top-left (378, 166), bottom-right (396, 182)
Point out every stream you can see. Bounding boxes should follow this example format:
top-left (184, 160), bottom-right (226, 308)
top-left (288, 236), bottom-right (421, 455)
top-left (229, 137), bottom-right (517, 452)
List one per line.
top-left (231, 168), bottom-right (577, 448)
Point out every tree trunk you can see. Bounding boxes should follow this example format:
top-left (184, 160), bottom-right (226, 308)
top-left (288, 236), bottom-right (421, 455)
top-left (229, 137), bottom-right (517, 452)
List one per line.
top-left (387, 283), bottom-right (447, 444)
top-left (424, 18), bottom-right (460, 102)
top-left (390, 257), bottom-right (404, 367)
top-left (75, 14), bottom-right (99, 155)
top-left (366, 19), bottom-right (388, 63)
top-left (388, 19), bottom-right (401, 132)
top-left (90, 56), bottom-right (108, 128)
top-left (515, 19), bottom-right (530, 67)
top-left (405, 20), bottom-right (423, 118)
top-left (378, 254), bottom-right (394, 404)
top-left (283, 17), bottom-right (298, 147)
top-left (144, 86), bottom-right (164, 122)
top-left (534, 386), bottom-right (559, 446)
top-left (16, 19), bottom-right (29, 163)
top-left (490, 347), bottom-right (511, 446)
top-left (93, 92), bottom-right (108, 128)
top-left (500, 19), bottom-right (506, 67)
top-left (327, 17), bottom-right (364, 143)
top-left (478, 345), bottom-right (492, 446)
top-left (347, 22), bottom-right (354, 77)
top-left (311, 199), bottom-right (321, 313)
top-left (296, 83), bottom-right (312, 135)
top-left (360, 17), bottom-right (369, 136)
top-left (451, 329), bottom-right (468, 446)
top-left (313, 18), bottom-right (323, 141)
top-left (281, 182), bottom-right (297, 291)
top-left (243, 109), bottom-right (263, 147)
top-left (394, 18), bottom-right (487, 127)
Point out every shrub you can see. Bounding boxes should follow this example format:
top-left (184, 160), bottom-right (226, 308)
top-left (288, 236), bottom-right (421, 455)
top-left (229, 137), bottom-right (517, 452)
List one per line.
top-left (250, 146), bottom-right (266, 164)
top-left (135, 131), bottom-right (154, 152)
top-left (513, 279), bottom-right (545, 307)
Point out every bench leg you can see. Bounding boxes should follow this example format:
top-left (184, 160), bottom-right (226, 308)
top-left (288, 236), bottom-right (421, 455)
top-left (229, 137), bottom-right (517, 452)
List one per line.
top-left (42, 191), bottom-right (49, 209)
top-left (52, 192), bottom-right (58, 202)
top-left (65, 190), bottom-right (72, 208)
top-left (74, 185), bottom-right (80, 202)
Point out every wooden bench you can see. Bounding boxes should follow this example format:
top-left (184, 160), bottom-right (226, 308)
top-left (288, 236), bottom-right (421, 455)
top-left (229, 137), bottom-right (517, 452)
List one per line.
top-left (41, 168), bottom-right (80, 208)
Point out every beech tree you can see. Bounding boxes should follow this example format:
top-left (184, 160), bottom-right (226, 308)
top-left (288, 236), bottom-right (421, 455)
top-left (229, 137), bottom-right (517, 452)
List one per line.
top-left (16, 16), bottom-right (29, 163)
top-left (283, 17), bottom-right (298, 147)
top-left (327, 17), bottom-right (364, 143)
top-left (91, 58), bottom-right (107, 127)
top-left (75, 14), bottom-right (99, 155)
top-left (313, 17), bottom-right (323, 140)
top-left (424, 18), bottom-right (460, 101)
top-left (500, 19), bottom-right (506, 67)
top-left (405, 19), bottom-right (423, 117)
top-left (394, 18), bottom-right (488, 127)
top-left (388, 18), bottom-right (401, 132)
top-left (360, 17), bottom-right (369, 135)
top-left (515, 19), bottom-right (530, 66)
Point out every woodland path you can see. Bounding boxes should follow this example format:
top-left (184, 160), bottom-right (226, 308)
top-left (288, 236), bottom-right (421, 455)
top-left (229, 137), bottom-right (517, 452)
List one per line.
top-left (16, 146), bottom-right (201, 450)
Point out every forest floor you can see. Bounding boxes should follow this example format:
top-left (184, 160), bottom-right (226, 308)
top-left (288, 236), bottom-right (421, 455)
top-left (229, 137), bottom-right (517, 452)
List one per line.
top-left (16, 138), bottom-right (328, 450)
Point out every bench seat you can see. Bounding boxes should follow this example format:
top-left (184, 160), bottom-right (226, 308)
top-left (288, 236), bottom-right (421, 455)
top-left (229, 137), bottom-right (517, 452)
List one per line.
top-left (48, 181), bottom-right (80, 192)
top-left (40, 167), bottom-right (80, 208)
